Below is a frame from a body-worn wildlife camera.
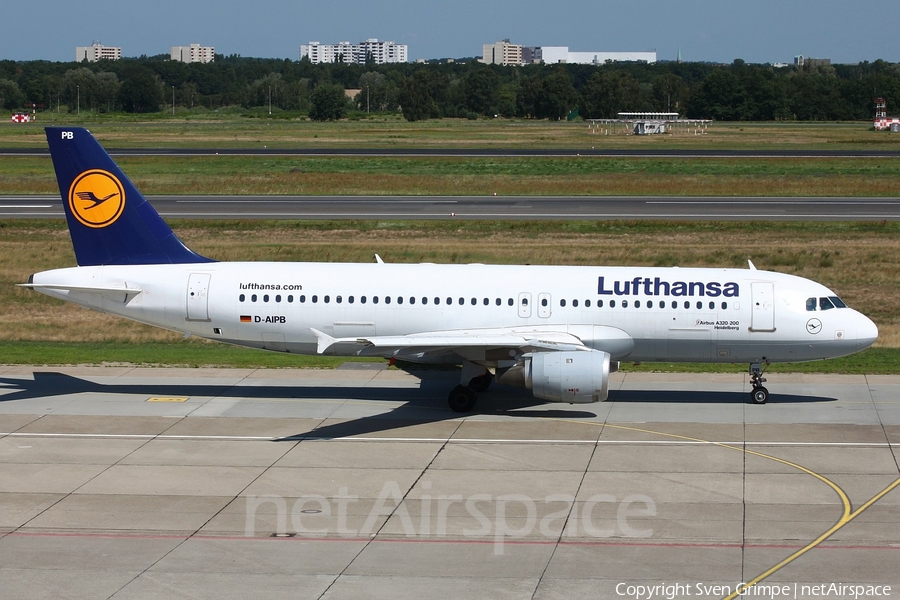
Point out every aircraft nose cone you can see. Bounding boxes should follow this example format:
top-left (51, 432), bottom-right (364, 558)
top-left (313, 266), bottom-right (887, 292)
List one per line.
top-left (857, 314), bottom-right (879, 351)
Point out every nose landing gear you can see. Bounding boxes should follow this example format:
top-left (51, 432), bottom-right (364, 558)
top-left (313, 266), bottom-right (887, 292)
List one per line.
top-left (749, 361), bottom-right (769, 404)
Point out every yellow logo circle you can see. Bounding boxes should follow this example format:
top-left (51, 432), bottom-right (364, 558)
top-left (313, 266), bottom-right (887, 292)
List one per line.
top-left (68, 170), bottom-right (126, 228)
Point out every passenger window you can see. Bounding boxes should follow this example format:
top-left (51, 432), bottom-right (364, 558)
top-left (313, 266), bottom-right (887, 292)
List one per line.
top-left (672, 301), bottom-right (677, 309)
top-left (522, 298), bottom-right (528, 306)
top-left (252, 294), bottom-right (258, 302)
top-left (508, 298), bottom-right (514, 306)
top-left (634, 300), bottom-right (640, 308)
top-left (422, 297), bottom-right (428, 305)
top-left (397, 297), bottom-right (403, 305)
top-left (288, 295), bottom-right (293, 303)
top-left (610, 300), bottom-right (616, 308)
top-left (560, 299), bottom-right (567, 307)
top-left (684, 301), bottom-right (690, 309)
top-left (385, 296), bottom-right (391, 305)
top-left (585, 299), bottom-right (591, 308)
top-left (264, 294), bottom-right (270, 303)
top-left (275, 295), bottom-right (281, 303)
top-left (542, 298), bottom-right (548, 307)
top-left (323, 295), bottom-right (329, 304)
top-left (459, 297), bottom-right (465, 305)
top-left (336, 296), bottom-right (342, 304)
top-left (348, 296), bottom-right (354, 304)
top-left (806, 298), bottom-right (817, 311)
top-left (709, 301), bottom-right (714, 310)
top-left (409, 297), bottom-right (415, 305)
top-left (373, 296), bottom-right (379, 304)
top-left (434, 297), bottom-right (440, 305)
top-left (830, 296), bottom-right (847, 308)
top-left (239, 294), bottom-right (245, 302)
top-left (721, 302), bottom-right (727, 310)
top-left (360, 296), bottom-right (366, 304)
top-left (300, 295), bottom-right (306, 303)
top-left (647, 300), bottom-right (652, 308)
top-left (573, 299), bottom-right (579, 308)
top-left (483, 298), bottom-right (489, 306)
top-left (470, 298), bottom-right (476, 306)
top-left (819, 297), bottom-right (835, 311)
top-left (598, 299), bottom-right (604, 308)
top-left (447, 297), bottom-right (452, 305)
top-left (622, 299), bottom-right (628, 308)
top-left (311, 295), bottom-right (317, 303)
top-left (495, 298), bottom-right (501, 306)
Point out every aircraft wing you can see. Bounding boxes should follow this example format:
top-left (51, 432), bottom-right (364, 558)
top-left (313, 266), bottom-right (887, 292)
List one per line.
top-left (310, 327), bottom-right (590, 360)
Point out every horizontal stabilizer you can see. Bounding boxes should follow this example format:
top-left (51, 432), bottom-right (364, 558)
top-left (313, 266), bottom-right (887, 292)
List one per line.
top-left (18, 282), bottom-right (142, 295)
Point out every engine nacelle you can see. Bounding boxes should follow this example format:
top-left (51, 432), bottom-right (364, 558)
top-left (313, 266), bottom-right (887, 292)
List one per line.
top-left (497, 350), bottom-right (610, 404)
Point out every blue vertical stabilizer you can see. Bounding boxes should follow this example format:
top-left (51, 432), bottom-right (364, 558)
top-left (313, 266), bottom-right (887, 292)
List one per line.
top-left (45, 127), bottom-right (213, 266)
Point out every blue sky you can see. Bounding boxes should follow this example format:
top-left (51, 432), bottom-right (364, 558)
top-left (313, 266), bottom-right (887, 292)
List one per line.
top-left (5, 0), bottom-right (896, 64)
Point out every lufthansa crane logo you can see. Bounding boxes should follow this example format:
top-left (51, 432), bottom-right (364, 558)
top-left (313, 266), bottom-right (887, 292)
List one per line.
top-left (68, 170), bottom-right (125, 228)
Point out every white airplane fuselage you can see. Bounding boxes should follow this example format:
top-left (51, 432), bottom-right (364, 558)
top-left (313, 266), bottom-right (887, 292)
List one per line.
top-left (31, 262), bottom-right (877, 365)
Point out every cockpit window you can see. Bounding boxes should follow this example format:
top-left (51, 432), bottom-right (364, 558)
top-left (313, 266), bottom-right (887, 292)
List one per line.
top-left (830, 296), bottom-right (847, 308)
top-left (806, 298), bottom-right (817, 311)
top-left (819, 297), bottom-right (835, 311)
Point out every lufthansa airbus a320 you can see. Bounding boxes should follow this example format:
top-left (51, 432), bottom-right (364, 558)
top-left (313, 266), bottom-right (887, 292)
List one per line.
top-left (23, 127), bottom-right (879, 411)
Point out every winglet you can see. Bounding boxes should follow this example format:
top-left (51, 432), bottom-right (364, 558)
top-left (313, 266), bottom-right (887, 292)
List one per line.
top-left (309, 328), bottom-right (336, 354)
top-left (45, 127), bottom-right (213, 267)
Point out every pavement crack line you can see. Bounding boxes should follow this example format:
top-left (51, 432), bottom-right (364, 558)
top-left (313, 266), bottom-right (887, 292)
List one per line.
top-left (530, 422), bottom-right (605, 600)
top-left (315, 418), bottom-right (466, 600)
top-left (550, 418), bottom-right (900, 598)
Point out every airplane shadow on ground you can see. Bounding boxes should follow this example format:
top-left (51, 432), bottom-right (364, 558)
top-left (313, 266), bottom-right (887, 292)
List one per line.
top-left (608, 389), bottom-right (836, 404)
top-left (0, 372), bottom-right (837, 439)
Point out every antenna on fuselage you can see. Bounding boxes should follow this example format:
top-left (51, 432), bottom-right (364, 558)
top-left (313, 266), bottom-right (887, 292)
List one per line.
top-left (748, 260), bottom-right (757, 270)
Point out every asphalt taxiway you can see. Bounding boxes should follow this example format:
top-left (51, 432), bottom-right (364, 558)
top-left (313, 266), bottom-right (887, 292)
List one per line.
top-left (5, 194), bottom-right (900, 221)
top-left (1, 365), bottom-right (899, 599)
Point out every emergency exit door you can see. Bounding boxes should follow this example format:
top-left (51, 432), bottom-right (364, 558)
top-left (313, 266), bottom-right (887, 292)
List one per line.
top-left (186, 273), bottom-right (211, 321)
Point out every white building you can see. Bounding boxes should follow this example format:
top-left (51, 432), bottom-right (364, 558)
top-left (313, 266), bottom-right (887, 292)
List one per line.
top-left (539, 47), bottom-right (656, 65)
top-left (300, 40), bottom-right (407, 64)
top-left (480, 40), bottom-right (523, 66)
top-left (75, 43), bottom-right (121, 62)
top-left (170, 44), bottom-right (215, 64)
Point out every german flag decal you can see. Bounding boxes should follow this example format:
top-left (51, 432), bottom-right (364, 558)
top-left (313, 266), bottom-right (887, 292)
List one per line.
top-left (240, 315), bottom-right (252, 323)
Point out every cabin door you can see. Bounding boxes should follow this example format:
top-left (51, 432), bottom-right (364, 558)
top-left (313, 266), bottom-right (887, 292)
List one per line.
top-left (750, 282), bottom-right (775, 332)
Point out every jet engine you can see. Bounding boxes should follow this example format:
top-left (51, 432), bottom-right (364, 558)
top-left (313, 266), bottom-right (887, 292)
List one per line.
top-left (497, 350), bottom-right (612, 403)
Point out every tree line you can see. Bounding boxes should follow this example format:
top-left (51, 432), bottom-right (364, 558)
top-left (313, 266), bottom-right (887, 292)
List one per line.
top-left (1, 55), bottom-right (898, 122)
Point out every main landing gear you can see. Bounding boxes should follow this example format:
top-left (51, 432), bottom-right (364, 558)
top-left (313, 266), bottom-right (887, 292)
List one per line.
top-left (749, 361), bottom-right (769, 404)
top-left (447, 369), bottom-right (493, 413)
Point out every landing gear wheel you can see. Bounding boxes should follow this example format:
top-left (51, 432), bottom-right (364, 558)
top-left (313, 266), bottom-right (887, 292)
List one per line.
top-left (448, 385), bottom-right (477, 412)
top-left (748, 361), bottom-right (770, 405)
top-left (751, 386), bottom-right (769, 404)
top-left (468, 373), bottom-right (493, 393)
